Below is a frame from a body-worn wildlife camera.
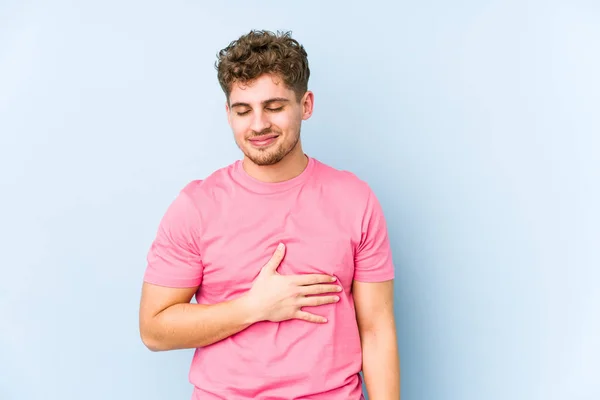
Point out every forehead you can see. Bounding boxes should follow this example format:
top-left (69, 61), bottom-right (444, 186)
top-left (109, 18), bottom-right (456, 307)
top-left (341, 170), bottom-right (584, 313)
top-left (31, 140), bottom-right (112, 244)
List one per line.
top-left (229, 74), bottom-right (294, 104)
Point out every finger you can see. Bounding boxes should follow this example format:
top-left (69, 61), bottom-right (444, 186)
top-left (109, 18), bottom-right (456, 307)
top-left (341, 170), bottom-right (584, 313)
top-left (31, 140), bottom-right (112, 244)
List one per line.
top-left (263, 243), bottom-right (286, 273)
top-left (294, 310), bottom-right (328, 323)
top-left (298, 295), bottom-right (340, 307)
top-left (300, 284), bottom-right (343, 296)
top-left (292, 274), bottom-right (337, 286)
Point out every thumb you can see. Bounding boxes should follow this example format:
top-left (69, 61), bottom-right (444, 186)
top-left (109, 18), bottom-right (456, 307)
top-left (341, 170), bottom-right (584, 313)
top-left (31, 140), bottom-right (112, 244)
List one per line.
top-left (263, 243), bottom-right (286, 273)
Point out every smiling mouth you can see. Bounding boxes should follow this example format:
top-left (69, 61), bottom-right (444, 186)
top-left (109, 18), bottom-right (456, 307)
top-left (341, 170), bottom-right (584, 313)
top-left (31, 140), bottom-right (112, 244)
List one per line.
top-left (249, 134), bottom-right (279, 141)
top-left (248, 134), bottom-right (280, 147)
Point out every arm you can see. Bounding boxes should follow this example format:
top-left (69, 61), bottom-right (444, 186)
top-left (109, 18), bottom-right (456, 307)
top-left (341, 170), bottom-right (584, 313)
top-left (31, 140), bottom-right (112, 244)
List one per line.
top-left (353, 279), bottom-right (400, 400)
top-left (140, 188), bottom-right (256, 351)
top-left (139, 243), bottom-right (341, 351)
top-left (141, 187), bottom-right (340, 351)
top-left (140, 188), bottom-right (250, 351)
top-left (139, 283), bottom-right (257, 351)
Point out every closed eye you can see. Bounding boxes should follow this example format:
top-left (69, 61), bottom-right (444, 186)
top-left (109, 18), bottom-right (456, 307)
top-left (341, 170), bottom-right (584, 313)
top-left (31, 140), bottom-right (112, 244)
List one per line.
top-left (236, 106), bottom-right (283, 116)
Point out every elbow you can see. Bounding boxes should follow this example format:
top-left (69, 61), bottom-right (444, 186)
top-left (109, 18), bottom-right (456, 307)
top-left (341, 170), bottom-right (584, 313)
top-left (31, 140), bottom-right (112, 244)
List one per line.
top-left (139, 323), bottom-right (168, 352)
top-left (141, 335), bottom-right (163, 352)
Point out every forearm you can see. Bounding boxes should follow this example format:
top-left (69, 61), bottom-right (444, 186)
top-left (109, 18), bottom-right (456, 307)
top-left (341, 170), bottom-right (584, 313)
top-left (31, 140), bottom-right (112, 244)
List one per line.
top-left (143, 295), bottom-right (257, 351)
top-left (361, 328), bottom-right (401, 400)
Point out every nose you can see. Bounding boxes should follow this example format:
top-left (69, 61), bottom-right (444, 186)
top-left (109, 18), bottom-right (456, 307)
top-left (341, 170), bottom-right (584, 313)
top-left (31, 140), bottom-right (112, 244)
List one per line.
top-left (250, 109), bottom-right (271, 133)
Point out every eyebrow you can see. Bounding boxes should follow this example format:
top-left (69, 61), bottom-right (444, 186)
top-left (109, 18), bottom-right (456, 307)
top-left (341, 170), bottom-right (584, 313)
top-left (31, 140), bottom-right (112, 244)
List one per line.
top-left (230, 97), bottom-right (290, 108)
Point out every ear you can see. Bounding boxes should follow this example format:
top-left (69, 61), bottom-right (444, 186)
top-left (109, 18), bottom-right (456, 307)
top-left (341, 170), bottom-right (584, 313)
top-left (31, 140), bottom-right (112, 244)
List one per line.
top-left (301, 91), bottom-right (314, 120)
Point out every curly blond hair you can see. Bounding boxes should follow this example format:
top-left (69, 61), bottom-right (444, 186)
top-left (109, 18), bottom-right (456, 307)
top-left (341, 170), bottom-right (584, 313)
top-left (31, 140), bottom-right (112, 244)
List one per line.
top-left (215, 30), bottom-right (310, 102)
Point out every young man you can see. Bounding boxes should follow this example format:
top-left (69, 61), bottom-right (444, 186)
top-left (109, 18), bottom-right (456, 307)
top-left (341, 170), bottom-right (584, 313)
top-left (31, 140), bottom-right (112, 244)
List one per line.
top-left (139, 30), bottom-right (400, 399)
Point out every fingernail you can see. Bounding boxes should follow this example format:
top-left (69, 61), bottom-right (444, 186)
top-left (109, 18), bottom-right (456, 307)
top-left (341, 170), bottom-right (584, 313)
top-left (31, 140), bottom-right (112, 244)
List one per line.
top-left (330, 276), bottom-right (337, 281)
top-left (278, 243), bottom-right (284, 250)
top-left (334, 296), bottom-right (340, 301)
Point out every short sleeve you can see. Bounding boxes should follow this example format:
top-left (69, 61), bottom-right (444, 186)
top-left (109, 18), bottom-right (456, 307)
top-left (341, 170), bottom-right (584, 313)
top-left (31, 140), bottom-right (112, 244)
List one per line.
top-left (354, 187), bottom-right (395, 282)
top-left (143, 188), bottom-right (204, 288)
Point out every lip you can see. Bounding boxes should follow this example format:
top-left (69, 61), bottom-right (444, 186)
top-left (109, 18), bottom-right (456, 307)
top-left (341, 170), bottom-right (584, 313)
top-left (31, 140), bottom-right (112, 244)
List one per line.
top-left (248, 134), bottom-right (279, 147)
top-left (249, 134), bottom-right (279, 142)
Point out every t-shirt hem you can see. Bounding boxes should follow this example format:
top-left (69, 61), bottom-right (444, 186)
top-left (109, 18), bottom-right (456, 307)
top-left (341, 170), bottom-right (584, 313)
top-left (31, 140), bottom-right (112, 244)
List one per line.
top-left (143, 271), bottom-right (202, 288)
top-left (352, 272), bottom-right (395, 283)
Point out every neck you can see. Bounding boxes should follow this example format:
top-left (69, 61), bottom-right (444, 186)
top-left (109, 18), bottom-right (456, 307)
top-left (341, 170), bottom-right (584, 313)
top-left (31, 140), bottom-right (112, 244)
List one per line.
top-left (242, 142), bottom-right (308, 183)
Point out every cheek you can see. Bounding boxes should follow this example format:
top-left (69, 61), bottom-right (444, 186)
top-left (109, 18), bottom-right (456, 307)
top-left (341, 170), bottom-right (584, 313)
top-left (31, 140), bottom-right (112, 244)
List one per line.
top-left (230, 120), bottom-right (248, 139)
top-left (271, 113), bottom-right (296, 132)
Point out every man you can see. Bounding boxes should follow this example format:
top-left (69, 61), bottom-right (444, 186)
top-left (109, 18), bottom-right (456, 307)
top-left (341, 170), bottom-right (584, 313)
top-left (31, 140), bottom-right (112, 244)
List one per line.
top-left (139, 30), bottom-right (400, 399)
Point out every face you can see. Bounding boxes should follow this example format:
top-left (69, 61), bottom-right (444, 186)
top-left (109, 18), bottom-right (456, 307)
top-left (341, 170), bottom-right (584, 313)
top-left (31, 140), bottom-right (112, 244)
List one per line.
top-left (226, 73), bottom-right (313, 166)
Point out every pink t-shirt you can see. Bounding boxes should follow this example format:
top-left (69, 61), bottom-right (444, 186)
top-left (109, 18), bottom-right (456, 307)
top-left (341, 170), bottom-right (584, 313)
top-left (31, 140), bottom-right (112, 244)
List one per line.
top-left (144, 156), bottom-right (395, 399)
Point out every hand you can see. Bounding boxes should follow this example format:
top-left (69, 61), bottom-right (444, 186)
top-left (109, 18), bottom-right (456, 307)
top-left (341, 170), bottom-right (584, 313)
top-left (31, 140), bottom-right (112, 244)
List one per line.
top-left (244, 243), bottom-right (342, 323)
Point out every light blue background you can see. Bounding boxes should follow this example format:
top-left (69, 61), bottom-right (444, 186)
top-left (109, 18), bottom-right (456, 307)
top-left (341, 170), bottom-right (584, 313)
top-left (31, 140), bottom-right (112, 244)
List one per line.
top-left (1, 1), bottom-right (598, 399)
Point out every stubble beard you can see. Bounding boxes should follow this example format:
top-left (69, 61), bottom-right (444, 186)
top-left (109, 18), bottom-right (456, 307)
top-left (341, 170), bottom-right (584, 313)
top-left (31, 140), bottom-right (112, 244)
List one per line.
top-left (242, 128), bottom-right (301, 166)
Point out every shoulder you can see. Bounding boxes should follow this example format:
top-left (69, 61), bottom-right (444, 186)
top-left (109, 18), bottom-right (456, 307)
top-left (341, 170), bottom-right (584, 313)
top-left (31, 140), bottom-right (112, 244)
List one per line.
top-left (179, 161), bottom-right (236, 197)
top-left (311, 158), bottom-right (373, 202)
top-left (176, 161), bottom-right (237, 212)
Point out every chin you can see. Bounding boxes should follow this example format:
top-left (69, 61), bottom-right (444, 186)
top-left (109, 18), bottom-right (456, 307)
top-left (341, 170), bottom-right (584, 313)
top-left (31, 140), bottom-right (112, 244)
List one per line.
top-left (248, 154), bottom-right (284, 166)
top-left (243, 148), bottom-right (285, 166)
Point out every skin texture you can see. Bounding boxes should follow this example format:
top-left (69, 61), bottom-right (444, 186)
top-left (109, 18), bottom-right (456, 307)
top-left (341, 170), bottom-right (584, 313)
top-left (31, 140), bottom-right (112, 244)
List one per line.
top-left (226, 73), bottom-right (314, 182)
top-left (353, 279), bottom-right (401, 400)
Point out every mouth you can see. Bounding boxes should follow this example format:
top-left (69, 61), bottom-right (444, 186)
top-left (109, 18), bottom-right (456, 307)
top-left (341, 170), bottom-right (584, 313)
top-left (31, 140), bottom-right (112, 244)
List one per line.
top-left (248, 134), bottom-right (280, 147)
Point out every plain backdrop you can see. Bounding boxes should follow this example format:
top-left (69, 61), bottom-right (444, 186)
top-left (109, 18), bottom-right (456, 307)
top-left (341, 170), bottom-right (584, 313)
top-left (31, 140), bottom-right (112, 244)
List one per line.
top-left (1, 1), bottom-right (599, 399)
